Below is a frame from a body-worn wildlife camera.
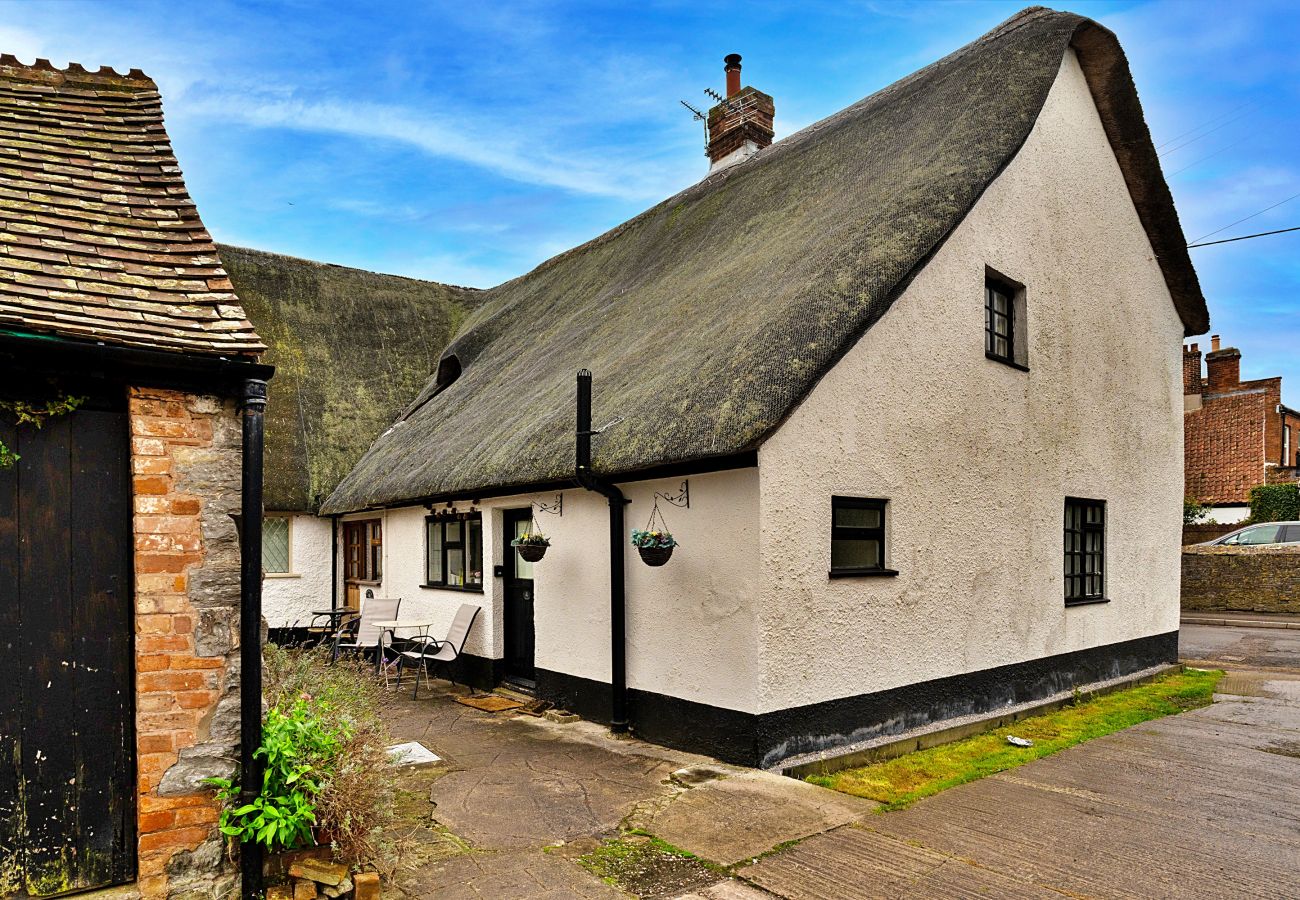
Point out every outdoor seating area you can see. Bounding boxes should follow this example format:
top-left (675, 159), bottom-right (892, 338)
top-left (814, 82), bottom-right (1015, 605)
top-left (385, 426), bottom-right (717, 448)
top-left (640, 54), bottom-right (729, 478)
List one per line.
top-left (295, 596), bottom-right (483, 700)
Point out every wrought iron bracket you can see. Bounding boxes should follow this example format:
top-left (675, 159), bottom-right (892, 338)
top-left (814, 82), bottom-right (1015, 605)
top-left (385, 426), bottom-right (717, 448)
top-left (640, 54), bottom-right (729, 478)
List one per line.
top-left (534, 493), bottom-right (564, 517)
top-left (654, 480), bottom-right (690, 509)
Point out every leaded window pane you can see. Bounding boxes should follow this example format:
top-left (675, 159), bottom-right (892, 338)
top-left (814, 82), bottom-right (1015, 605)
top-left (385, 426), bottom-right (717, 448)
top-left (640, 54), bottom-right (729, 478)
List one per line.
top-left (263, 517), bottom-right (290, 574)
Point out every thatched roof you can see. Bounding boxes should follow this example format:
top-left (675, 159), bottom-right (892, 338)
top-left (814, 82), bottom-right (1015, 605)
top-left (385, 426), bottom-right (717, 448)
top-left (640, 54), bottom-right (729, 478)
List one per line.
top-left (0, 56), bottom-right (263, 356)
top-left (322, 6), bottom-right (1207, 514)
top-left (218, 245), bottom-right (478, 511)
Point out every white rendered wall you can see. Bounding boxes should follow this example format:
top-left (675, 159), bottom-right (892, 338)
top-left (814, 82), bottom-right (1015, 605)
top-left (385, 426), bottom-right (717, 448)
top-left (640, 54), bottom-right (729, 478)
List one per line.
top-left (263, 514), bottom-right (333, 629)
top-left (527, 469), bottom-right (761, 712)
top-left (338, 468), bottom-right (762, 712)
top-left (755, 49), bottom-right (1188, 712)
top-left (1204, 505), bottom-right (1250, 525)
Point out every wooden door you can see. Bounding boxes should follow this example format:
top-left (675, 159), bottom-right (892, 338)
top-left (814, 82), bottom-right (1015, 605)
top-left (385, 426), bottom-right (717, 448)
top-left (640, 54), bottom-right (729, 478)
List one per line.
top-left (342, 519), bottom-right (381, 610)
top-left (503, 509), bottom-right (536, 686)
top-left (0, 388), bottom-right (135, 896)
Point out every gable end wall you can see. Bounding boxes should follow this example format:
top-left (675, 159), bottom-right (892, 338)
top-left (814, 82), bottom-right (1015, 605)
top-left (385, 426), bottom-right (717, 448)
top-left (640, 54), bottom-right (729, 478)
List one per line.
top-left (755, 49), bottom-right (1185, 717)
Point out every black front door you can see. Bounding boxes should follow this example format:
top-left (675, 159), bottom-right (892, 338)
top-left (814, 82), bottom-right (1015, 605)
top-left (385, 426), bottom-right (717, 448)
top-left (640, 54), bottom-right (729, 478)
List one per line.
top-left (503, 509), bottom-right (536, 686)
top-left (0, 384), bottom-right (136, 896)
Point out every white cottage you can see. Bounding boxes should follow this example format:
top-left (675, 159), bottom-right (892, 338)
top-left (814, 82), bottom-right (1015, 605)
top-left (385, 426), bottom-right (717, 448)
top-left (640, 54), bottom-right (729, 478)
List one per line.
top-left (320, 7), bottom-right (1208, 768)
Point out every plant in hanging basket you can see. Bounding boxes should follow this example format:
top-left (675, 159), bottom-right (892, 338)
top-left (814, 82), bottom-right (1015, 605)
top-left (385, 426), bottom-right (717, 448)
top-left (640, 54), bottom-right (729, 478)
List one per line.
top-left (512, 530), bottom-right (550, 562)
top-left (631, 529), bottom-right (677, 566)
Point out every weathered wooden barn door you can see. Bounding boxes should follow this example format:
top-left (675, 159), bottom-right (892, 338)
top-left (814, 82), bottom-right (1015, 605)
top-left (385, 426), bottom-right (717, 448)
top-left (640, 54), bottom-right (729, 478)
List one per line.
top-left (0, 388), bottom-right (136, 896)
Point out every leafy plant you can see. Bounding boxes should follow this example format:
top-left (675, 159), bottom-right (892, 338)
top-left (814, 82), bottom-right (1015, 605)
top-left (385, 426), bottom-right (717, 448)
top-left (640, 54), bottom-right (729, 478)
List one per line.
top-left (261, 646), bottom-right (397, 871)
top-left (0, 393), bottom-right (86, 469)
top-left (512, 531), bottom-right (550, 547)
top-left (1183, 496), bottom-right (1212, 525)
top-left (631, 529), bottom-right (677, 549)
top-left (206, 695), bottom-right (349, 852)
top-left (1248, 483), bottom-right (1300, 523)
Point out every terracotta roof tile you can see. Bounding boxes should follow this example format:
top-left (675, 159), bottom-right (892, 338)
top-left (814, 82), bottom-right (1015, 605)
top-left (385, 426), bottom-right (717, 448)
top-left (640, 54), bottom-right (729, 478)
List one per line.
top-left (0, 54), bottom-right (263, 356)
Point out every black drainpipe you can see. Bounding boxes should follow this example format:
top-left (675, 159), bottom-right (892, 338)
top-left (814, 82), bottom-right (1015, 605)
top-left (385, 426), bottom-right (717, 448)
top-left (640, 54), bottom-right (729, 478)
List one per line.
top-left (330, 513), bottom-right (339, 611)
top-left (238, 378), bottom-right (268, 899)
top-left (574, 369), bottom-right (629, 733)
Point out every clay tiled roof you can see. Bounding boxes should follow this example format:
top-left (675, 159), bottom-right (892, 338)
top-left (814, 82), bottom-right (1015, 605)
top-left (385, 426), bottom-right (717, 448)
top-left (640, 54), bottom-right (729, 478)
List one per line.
top-left (0, 56), bottom-right (263, 357)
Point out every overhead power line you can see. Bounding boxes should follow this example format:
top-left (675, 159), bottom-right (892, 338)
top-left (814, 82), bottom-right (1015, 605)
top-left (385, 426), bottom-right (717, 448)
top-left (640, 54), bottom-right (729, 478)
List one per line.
top-left (1187, 190), bottom-right (1300, 245)
top-left (1166, 136), bottom-right (1249, 177)
top-left (1158, 108), bottom-right (1256, 157)
top-left (1154, 102), bottom-right (1254, 151)
top-left (1187, 225), bottom-right (1300, 249)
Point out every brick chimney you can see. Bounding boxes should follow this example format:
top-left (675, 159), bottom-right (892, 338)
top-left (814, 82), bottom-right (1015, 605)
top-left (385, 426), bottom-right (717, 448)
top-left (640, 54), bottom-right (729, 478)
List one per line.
top-left (1204, 334), bottom-right (1241, 393)
top-left (1182, 342), bottom-right (1202, 395)
top-left (706, 54), bottom-right (774, 173)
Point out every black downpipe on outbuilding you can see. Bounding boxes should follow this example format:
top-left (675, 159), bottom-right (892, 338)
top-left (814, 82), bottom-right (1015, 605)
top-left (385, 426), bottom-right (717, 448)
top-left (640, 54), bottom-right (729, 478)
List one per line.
top-left (238, 378), bottom-right (268, 899)
top-left (574, 370), bottom-right (629, 733)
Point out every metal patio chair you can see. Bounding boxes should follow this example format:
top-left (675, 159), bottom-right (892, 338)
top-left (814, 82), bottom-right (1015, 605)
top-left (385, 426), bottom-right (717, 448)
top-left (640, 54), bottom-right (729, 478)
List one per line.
top-left (330, 596), bottom-right (400, 671)
top-left (395, 603), bottom-right (481, 699)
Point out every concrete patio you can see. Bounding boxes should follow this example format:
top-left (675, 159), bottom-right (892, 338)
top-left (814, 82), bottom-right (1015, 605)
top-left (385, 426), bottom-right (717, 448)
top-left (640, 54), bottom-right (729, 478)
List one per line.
top-left (381, 624), bottom-right (1300, 898)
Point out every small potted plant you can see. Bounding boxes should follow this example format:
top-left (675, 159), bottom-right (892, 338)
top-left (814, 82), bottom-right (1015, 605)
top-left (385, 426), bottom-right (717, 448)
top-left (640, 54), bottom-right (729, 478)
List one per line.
top-left (631, 529), bottom-right (677, 567)
top-left (512, 530), bottom-right (550, 562)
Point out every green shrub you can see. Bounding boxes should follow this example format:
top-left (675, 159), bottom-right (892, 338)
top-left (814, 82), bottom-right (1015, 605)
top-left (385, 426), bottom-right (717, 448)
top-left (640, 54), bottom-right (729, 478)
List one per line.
top-left (1247, 483), bottom-right (1300, 523)
top-left (1183, 497), bottom-right (1212, 525)
top-left (210, 646), bottom-right (397, 870)
top-left (207, 697), bottom-right (347, 850)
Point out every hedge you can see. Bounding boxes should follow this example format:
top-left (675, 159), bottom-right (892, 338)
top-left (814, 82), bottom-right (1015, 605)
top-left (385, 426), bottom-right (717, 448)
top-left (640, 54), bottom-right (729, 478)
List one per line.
top-left (1248, 483), bottom-right (1300, 523)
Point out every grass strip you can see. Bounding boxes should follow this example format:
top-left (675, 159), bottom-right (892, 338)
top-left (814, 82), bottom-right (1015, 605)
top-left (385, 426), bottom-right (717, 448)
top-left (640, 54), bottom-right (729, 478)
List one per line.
top-left (808, 668), bottom-right (1222, 810)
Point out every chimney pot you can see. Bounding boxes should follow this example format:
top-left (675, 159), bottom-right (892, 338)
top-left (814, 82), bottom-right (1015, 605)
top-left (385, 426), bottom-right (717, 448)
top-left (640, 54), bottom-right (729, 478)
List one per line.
top-left (724, 54), bottom-right (742, 97)
top-left (1191, 343), bottom-right (1199, 352)
top-left (1211, 335), bottom-right (1221, 351)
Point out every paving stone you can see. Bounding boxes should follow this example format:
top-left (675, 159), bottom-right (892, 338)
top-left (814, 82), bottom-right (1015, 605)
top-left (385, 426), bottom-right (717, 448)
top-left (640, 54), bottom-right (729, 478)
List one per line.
top-left (642, 771), bottom-right (875, 865)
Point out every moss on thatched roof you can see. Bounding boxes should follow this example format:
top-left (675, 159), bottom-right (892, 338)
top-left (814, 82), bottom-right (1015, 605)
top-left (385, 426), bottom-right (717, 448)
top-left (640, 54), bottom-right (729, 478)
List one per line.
top-left (322, 7), bottom-right (1207, 515)
top-left (217, 245), bottom-right (479, 511)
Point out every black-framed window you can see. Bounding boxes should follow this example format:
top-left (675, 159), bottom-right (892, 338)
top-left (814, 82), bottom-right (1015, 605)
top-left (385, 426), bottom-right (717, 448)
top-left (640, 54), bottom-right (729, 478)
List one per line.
top-left (985, 277), bottom-right (1015, 362)
top-left (830, 496), bottom-right (895, 576)
top-left (426, 512), bottom-right (483, 591)
top-left (1064, 498), bottom-right (1106, 605)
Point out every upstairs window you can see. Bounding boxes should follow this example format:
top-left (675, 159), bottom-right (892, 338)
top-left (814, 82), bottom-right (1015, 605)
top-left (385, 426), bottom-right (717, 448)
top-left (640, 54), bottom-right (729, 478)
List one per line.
top-left (985, 272), bottom-right (1027, 370)
top-left (426, 512), bottom-right (483, 590)
top-left (829, 496), bottom-right (896, 577)
top-left (1064, 498), bottom-right (1106, 605)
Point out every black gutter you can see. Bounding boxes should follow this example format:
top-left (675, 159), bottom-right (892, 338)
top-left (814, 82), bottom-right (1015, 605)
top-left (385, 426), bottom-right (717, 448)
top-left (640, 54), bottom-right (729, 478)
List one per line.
top-left (574, 369), bottom-right (629, 733)
top-left (238, 378), bottom-right (268, 899)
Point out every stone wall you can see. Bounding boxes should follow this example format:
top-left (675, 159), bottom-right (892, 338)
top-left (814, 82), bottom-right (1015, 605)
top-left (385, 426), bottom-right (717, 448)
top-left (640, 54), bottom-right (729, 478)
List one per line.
top-left (130, 387), bottom-right (242, 900)
top-left (1181, 544), bottom-right (1300, 614)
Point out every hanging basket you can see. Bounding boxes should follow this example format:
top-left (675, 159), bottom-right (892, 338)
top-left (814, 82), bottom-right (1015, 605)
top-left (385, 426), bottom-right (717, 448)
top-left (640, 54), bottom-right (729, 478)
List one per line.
top-left (638, 545), bottom-right (674, 567)
top-left (517, 543), bottom-right (548, 563)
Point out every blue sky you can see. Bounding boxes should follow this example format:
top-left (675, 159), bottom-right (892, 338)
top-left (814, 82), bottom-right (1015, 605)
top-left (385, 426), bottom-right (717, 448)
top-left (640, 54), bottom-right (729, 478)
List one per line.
top-left (4, 1), bottom-right (1298, 400)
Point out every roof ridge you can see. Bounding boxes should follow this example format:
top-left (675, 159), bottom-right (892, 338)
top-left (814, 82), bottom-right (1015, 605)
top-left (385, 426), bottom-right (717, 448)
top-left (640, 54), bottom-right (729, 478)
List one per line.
top-left (0, 53), bottom-right (155, 89)
top-left (215, 243), bottom-right (483, 292)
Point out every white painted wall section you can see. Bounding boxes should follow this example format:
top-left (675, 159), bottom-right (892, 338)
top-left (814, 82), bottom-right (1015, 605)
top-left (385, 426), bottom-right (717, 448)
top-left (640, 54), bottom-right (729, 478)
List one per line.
top-left (262, 513), bottom-right (333, 628)
top-left (755, 49), bottom-right (1187, 712)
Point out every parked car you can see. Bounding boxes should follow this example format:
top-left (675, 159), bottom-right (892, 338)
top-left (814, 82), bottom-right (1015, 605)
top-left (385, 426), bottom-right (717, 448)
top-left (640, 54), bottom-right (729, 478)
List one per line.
top-left (1203, 522), bottom-right (1300, 547)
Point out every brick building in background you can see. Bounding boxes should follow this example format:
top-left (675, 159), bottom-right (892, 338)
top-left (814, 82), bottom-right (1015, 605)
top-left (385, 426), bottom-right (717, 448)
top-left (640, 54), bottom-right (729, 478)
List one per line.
top-left (1184, 335), bottom-right (1300, 523)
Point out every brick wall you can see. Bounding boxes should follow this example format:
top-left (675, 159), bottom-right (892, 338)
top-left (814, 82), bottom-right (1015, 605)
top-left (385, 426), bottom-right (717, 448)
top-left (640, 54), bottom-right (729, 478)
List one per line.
top-left (1181, 522), bottom-right (1238, 545)
top-left (1184, 389), bottom-right (1265, 504)
top-left (130, 387), bottom-right (243, 900)
top-left (1181, 544), bottom-right (1300, 614)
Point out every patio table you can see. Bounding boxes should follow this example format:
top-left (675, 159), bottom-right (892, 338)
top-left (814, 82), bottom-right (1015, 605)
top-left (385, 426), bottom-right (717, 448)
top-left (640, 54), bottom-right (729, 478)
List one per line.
top-left (374, 620), bottom-right (435, 680)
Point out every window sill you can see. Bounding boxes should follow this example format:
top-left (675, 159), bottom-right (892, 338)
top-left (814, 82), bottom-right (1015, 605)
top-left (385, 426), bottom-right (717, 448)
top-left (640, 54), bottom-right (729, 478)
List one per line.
top-left (986, 352), bottom-right (1029, 372)
top-left (829, 568), bottom-right (900, 579)
top-left (264, 572), bottom-right (301, 579)
top-left (1065, 596), bottom-right (1111, 607)
top-left (422, 583), bottom-right (485, 594)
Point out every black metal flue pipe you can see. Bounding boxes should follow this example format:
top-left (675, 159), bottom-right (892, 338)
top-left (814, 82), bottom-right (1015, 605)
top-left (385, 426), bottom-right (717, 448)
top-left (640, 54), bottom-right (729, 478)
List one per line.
top-left (575, 370), bottom-right (629, 732)
top-left (238, 378), bottom-right (268, 899)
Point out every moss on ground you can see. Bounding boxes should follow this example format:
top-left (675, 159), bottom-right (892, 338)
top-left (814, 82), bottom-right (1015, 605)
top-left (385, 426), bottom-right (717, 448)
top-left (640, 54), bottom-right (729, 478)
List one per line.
top-left (809, 668), bottom-right (1223, 811)
top-left (576, 833), bottom-right (723, 898)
